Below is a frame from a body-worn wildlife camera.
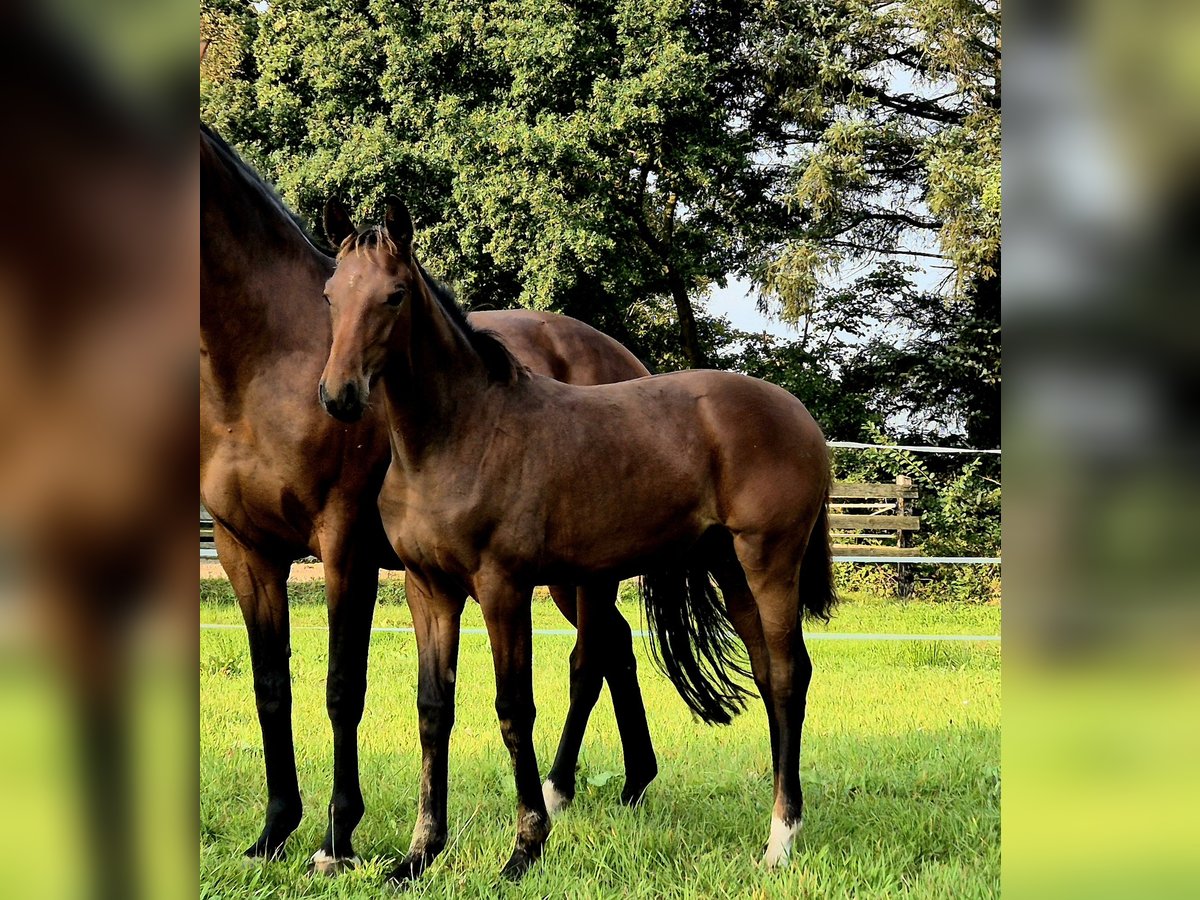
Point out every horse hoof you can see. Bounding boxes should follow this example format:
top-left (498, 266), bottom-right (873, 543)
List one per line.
top-left (620, 769), bottom-right (657, 807)
top-left (499, 846), bottom-right (539, 881)
top-left (243, 839), bottom-right (286, 862)
top-left (541, 779), bottom-right (573, 819)
top-left (386, 853), bottom-right (428, 886)
top-left (760, 846), bottom-right (792, 868)
top-left (308, 848), bottom-right (360, 876)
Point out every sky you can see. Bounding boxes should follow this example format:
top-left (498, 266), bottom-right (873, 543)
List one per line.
top-left (705, 277), bottom-right (799, 338)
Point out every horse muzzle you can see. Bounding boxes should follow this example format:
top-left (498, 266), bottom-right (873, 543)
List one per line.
top-left (318, 379), bottom-right (367, 423)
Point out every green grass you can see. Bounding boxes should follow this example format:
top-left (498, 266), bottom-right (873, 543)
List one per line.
top-left (201, 584), bottom-right (999, 898)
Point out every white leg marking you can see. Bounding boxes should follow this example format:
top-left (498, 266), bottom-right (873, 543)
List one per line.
top-left (308, 848), bottom-right (361, 874)
top-left (761, 813), bottom-right (802, 868)
top-left (542, 779), bottom-right (571, 819)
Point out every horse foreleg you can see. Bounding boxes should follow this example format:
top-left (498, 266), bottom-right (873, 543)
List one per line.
top-left (216, 525), bottom-right (301, 860)
top-left (387, 571), bottom-right (464, 885)
top-left (479, 578), bottom-right (549, 881)
top-left (309, 544), bottom-right (379, 875)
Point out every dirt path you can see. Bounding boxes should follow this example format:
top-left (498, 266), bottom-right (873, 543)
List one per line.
top-left (200, 561), bottom-right (404, 583)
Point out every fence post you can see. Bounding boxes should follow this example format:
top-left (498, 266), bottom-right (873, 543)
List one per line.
top-left (895, 475), bottom-right (913, 598)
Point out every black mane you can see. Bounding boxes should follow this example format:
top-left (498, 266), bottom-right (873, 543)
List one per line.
top-left (417, 260), bottom-right (526, 385)
top-left (200, 121), bottom-right (333, 257)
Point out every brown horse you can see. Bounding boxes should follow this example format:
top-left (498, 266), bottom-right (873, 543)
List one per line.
top-left (318, 198), bottom-right (835, 883)
top-left (200, 125), bottom-right (660, 871)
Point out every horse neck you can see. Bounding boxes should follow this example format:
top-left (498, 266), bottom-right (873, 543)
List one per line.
top-left (200, 135), bottom-right (333, 374)
top-left (381, 269), bottom-right (497, 464)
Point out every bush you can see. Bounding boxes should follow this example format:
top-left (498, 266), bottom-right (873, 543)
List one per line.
top-left (832, 427), bottom-right (1001, 603)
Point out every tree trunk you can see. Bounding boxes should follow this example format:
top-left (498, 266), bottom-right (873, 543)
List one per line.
top-left (667, 265), bottom-right (707, 369)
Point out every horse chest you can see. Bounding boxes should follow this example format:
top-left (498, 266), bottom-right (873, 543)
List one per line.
top-left (379, 481), bottom-right (483, 569)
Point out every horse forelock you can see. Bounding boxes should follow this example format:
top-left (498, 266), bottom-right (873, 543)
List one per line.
top-left (339, 225), bottom-right (399, 261)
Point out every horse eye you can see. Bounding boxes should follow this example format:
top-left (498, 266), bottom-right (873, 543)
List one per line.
top-left (386, 289), bottom-right (405, 307)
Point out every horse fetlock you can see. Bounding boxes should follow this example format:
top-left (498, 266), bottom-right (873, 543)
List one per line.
top-left (541, 778), bottom-right (573, 819)
top-left (328, 788), bottom-right (365, 826)
top-left (518, 807), bottom-right (551, 846)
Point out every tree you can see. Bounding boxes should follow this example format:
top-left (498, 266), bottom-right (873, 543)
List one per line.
top-left (200, 0), bottom-right (791, 370)
top-left (754, 0), bottom-right (1001, 446)
top-left (200, 0), bottom-right (1001, 441)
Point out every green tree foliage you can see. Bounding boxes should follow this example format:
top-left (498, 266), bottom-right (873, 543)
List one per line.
top-left (757, 0), bottom-right (1001, 447)
top-left (201, 0), bottom-right (788, 369)
top-left (200, 0), bottom-right (1001, 447)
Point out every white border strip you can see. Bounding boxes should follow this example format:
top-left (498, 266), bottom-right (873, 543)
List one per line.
top-left (199, 622), bottom-right (999, 642)
top-left (827, 440), bottom-right (1000, 455)
top-left (835, 556), bottom-right (1000, 564)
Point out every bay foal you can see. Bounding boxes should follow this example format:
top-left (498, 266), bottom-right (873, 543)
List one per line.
top-left (318, 198), bottom-right (834, 883)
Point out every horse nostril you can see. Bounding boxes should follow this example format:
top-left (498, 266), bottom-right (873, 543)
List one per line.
top-left (318, 381), bottom-right (331, 409)
top-left (341, 382), bottom-right (359, 409)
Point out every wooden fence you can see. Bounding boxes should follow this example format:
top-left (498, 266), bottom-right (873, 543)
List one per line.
top-left (203, 478), bottom-right (924, 562)
top-left (830, 476), bottom-right (921, 558)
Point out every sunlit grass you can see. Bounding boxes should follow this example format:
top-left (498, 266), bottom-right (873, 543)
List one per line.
top-left (201, 586), bottom-right (999, 898)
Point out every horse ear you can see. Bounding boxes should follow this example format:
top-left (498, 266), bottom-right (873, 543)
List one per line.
top-left (323, 196), bottom-right (357, 248)
top-left (383, 196), bottom-right (414, 254)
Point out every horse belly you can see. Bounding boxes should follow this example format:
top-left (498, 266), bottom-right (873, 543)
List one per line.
top-left (527, 485), bottom-right (709, 581)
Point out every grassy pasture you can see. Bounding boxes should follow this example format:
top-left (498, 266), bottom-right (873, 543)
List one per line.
top-left (201, 583), bottom-right (999, 898)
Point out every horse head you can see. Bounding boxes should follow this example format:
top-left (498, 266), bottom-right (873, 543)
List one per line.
top-left (318, 195), bottom-right (415, 422)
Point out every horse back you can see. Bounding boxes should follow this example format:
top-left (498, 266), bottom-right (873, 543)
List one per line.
top-left (471, 309), bottom-right (649, 384)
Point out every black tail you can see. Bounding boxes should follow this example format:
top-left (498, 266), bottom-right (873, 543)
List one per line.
top-left (640, 563), bottom-right (752, 726)
top-left (800, 501), bottom-right (837, 622)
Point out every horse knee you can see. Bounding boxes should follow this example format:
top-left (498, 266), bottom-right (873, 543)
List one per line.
top-left (495, 698), bottom-right (535, 749)
top-left (253, 671), bottom-right (291, 719)
top-left (326, 675), bottom-right (366, 728)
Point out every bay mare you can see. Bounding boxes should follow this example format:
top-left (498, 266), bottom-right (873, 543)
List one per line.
top-left (318, 198), bottom-right (835, 883)
top-left (200, 125), bottom-right (660, 871)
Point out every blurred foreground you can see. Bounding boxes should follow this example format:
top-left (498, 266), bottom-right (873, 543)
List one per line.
top-left (1006, 0), bottom-right (1200, 896)
top-left (0, 2), bottom-right (195, 899)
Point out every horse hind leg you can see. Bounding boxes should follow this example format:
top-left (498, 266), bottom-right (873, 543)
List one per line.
top-left (605, 604), bottom-right (658, 806)
top-left (708, 539), bottom-right (778, 778)
top-left (732, 532), bottom-right (814, 869)
top-left (541, 583), bottom-right (597, 817)
top-left (543, 582), bottom-right (657, 815)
